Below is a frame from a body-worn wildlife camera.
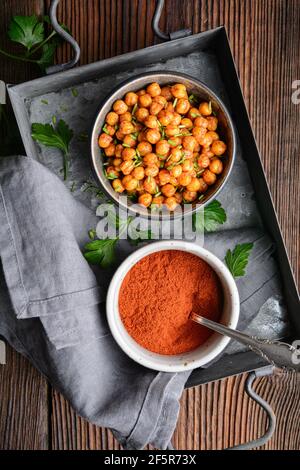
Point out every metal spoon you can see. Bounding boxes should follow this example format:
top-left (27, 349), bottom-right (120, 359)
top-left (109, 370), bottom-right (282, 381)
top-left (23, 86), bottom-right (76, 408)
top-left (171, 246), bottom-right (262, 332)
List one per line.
top-left (190, 312), bottom-right (300, 372)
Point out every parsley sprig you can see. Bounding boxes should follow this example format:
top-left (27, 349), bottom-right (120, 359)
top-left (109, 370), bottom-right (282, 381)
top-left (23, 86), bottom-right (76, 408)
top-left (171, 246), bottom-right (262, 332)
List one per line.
top-left (31, 119), bottom-right (73, 180)
top-left (193, 200), bottom-right (227, 232)
top-left (225, 243), bottom-right (254, 278)
top-left (0, 15), bottom-right (69, 71)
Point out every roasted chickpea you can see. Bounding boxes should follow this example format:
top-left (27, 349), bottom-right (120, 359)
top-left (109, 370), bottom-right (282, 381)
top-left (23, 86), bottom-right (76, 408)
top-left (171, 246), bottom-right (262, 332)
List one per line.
top-left (124, 91), bottom-right (138, 107)
top-left (132, 166), bottom-right (145, 180)
top-left (171, 112), bottom-right (182, 126)
top-left (160, 86), bottom-right (173, 100)
top-left (98, 133), bottom-right (112, 148)
top-left (169, 176), bottom-right (178, 186)
top-left (165, 102), bottom-right (175, 113)
top-left (180, 118), bottom-right (193, 129)
top-left (176, 98), bottom-right (190, 115)
top-left (112, 179), bottom-right (125, 193)
top-left (174, 192), bottom-right (183, 204)
top-left (113, 158), bottom-right (122, 167)
top-left (165, 197), bottom-right (178, 211)
top-left (115, 130), bottom-right (125, 141)
top-left (145, 165), bottom-right (159, 177)
top-left (161, 183), bottom-right (176, 198)
top-left (182, 135), bottom-right (197, 152)
top-left (201, 148), bottom-right (214, 158)
top-left (156, 140), bottom-right (170, 156)
top-left (144, 115), bottom-right (159, 129)
top-left (120, 160), bottom-right (135, 175)
top-left (136, 107), bottom-right (149, 122)
top-left (170, 165), bottom-right (182, 178)
top-left (122, 147), bottom-right (136, 160)
top-left (194, 116), bottom-right (208, 128)
top-left (123, 135), bottom-right (136, 147)
top-left (198, 133), bottom-right (213, 148)
top-left (136, 141), bottom-right (151, 156)
top-left (158, 169), bottom-right (171, 185)
top-left (119, 111), bottom-right (132, 123)
top-left (115, 144), bottom-right (123, 157)
top-left (203, 169), bottom-right (217, 185)
top-left (197, 154), bottom-right (210, 168)
top-left (158, 110), bottom-right (173, 126)
top-left (106, 111), bottom-right (119, 126)
top-left (209, 158), bottom-right (223, 174)
top-left (146, 82), bottom-right (161, 97)
top-left (143, 176), bottom-right (157, 194)
top-left (192, 126), bottom-right (207, 142)
top-left (104, 124), bottom-right (116, 136)
top-left (113, 99), bottom-right (128, 115)
top-left (150, 102), bottom-right (163, 116)
top-left (199, 101), bottom-right (212, 116)
top-left (138, 93), bottom-right (152, 108)
top-left (136, 180), bottom-right (145, 193)
top-left (168, 136), bottom-right (182, 147)
top-left (194, 142), bottom-right (201, 153)
top-left (183, 190), bottom-right (197, 202)
top-left (181, 159), bottom-right (194, 173)
top-left (137, 130), bottom-right (147, 142)
top-left (104, 143), bottom-right (116, 157)
top-left (152, 195), bottom-right (164, 207)
top-left (165, 125), bottom-right (179, 137)
top-left (122, 175), bottom-right (133, 186)
top-left (178, 172), bottom-right (192, 187)
top-left (139, 193), bottom-right (152, 207)
top-left (186, 177), bottom-right (201, 192)
top-left (182, 149), bottom-right (193, 159)
top-left (143, 153), bottom-right (158, 165)
top-left (137, 89), bottom-right (146, 96)
top-left (119, 121), bottom-right (135, 135)
top-left (154, 95), bottom-right (167, 106)
top-left (171, 83), bottom-right (187, 99)
top-left (168, 146), bottom-right (182, 163)
top-left (106, 166), bottom-right (119, 179)
top-left (211, 140), bottom-right (227, 156)
top-left (206, 116), bottom-right (218, 131)
top-left (198, 178), bottom-right (208, 193)
top-left (124, 177), bottom-right (138, 191)
top-left (146, 129), bottom-right (161, 144)
top-left (188, 107), bottom-right (201, 119)
top-left (206, 131), bottom-right (219, 141)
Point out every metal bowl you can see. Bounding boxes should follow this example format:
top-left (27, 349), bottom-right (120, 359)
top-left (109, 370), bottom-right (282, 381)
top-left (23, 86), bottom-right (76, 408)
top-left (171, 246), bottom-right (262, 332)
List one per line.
top-left (90, 71), bottom-right (236, 219)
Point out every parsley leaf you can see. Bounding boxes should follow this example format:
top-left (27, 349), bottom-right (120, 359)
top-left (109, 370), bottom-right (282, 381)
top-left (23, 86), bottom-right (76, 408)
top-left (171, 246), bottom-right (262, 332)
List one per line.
top-left (31, 119), bottom-right (73, 180)
top-left (225, 243), bottom-right (254, 278)
top-left (8, 15), bottom-right (44, 51)
top-left (193, 200), bottom-right (227, 232)
top-left (83, 239), bottom-right (118, 268)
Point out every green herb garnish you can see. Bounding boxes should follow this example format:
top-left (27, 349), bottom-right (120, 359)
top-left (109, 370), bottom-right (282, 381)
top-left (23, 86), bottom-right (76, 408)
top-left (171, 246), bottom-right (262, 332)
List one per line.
top-left (71, 88), bottom-right (79, 97)
top-left (173, 98), bottom-right (178, 108)
top-left (84, 239), bottom-right (118, 268)
top-left (41, 99), bottom-right (48, 105)
top-left (31, 119), bottom-right (73, 180)
top-left (225, 243), bottom-right (254, 278)
top-left (193, 200), bottom-right (227, 233)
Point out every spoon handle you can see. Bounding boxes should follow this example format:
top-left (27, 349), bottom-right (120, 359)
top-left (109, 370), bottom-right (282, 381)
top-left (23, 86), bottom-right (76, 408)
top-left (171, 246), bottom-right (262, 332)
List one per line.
top-left (191, 313), bottom-right (300, 372)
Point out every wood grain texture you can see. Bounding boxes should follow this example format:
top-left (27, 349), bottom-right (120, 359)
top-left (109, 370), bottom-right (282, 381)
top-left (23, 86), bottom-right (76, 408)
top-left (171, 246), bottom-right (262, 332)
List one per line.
top-left (0, 0), bottom-right (299, 450)
top-left (0, 0), bottom-right (49, 451)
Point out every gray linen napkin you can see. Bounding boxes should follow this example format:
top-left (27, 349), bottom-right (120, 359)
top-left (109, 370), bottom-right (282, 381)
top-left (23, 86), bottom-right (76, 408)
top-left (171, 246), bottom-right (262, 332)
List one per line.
top-left (0, 155), bottom-right (190, 450)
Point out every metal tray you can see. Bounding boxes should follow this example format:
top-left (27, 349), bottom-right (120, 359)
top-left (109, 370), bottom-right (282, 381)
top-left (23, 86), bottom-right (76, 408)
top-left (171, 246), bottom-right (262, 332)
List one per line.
top-left (7, 22), bottom-right (299, 390)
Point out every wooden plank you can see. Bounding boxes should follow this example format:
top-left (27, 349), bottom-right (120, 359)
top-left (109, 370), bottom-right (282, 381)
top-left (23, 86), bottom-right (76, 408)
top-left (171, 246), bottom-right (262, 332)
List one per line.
top-left (0, 0), bottom-right (49, 451)
top-left (0, 0), bottom-right (299, 450)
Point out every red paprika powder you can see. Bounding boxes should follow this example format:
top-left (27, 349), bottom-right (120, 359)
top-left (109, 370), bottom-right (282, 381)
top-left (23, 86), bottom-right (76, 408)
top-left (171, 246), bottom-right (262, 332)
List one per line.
top-left (119, 250), bottom-right (223, 355)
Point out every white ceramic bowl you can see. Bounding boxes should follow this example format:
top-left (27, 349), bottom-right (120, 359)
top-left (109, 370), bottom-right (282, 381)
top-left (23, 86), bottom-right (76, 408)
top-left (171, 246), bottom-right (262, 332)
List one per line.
top-left (106, 240), bottom-right (240, 372)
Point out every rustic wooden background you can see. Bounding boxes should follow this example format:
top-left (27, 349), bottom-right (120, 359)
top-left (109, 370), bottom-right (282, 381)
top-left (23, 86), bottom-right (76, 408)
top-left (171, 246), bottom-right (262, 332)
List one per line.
top-left (0, 0), bottom-right (299, 450)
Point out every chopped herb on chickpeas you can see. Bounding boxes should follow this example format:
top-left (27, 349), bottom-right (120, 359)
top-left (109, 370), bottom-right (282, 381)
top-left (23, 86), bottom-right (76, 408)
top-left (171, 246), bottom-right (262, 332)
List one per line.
top-left (98, 82), bottom-right (227, 210)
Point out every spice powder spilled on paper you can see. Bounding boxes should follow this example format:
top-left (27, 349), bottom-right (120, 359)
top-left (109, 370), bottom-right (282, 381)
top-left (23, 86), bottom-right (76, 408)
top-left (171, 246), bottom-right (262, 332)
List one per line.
top-left (119, 250), bottom-right (223, 355)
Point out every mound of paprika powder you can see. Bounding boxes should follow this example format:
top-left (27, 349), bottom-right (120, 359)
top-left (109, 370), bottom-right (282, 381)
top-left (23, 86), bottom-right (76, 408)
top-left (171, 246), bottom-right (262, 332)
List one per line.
top-left (119, 250), bottom-right (223, 355)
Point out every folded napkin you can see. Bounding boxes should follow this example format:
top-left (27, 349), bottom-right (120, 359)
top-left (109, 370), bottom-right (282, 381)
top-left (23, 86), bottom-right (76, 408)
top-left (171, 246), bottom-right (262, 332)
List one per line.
top-left (0, 155), bottom-right (190, 450)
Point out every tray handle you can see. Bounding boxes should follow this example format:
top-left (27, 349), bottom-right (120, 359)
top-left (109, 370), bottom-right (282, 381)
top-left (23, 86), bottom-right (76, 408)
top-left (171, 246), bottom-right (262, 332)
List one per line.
top-left (46, 0), bottom-right (81, 75)
top-left (152, 0), bottom-right (192, 41)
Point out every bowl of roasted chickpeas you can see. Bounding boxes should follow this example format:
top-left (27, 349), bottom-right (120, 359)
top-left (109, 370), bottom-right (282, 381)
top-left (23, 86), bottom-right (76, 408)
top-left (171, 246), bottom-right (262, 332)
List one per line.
top-left (91, 72), bottom-right (236, 218)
